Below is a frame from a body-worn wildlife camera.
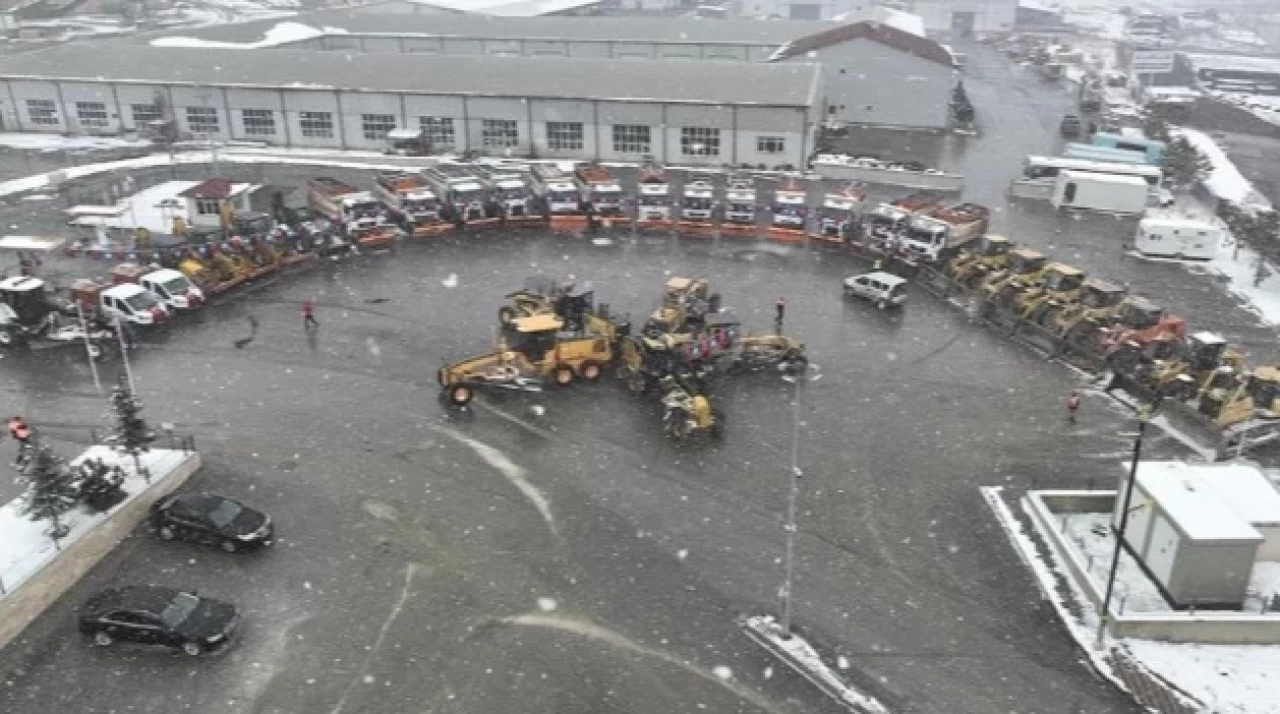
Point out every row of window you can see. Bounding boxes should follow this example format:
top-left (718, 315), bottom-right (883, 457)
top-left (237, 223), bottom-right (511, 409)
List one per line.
top-left (22, 100), bottom-right (787, 155)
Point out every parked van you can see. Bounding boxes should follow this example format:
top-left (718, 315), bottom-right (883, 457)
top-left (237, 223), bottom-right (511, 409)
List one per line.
top-left (1135, 217), bottom-right (1221, 260)
top-left (842, 271), bottom-right (907, 309)
top-left (100, 283), bottom-right (170, 327)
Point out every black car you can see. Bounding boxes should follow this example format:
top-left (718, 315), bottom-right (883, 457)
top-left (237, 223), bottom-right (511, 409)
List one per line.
top-left (151, 492), bottom-right (273, 552)
top-left (79, 585), bottom-right (240, 656)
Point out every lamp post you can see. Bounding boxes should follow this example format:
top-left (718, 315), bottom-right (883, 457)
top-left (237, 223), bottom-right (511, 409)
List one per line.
top-left (1096, 403), bottom-right (1152, 648)
top-left (779, 366), bottom-right (820, 637)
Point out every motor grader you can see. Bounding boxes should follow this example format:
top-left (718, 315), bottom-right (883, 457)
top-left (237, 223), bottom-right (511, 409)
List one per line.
top-left (497, 276), bottom-right (582, 328)
top-left (643, 277), bottom-right (722, 337)
top-left (1198, 366), bottom-right (1280, 427)
top-left (1044, 278), bottom-right (1126, 339)
top-left (437, 310), bottom-right (630, 406)
top-left (726, 333), bottom-right (808, 373)
top-left (978, 248), bottom-right (1048, 302)
top-left (617, 318), bottom-right (740, 394)
top-left (945, 234), bottom-right (1011, 288)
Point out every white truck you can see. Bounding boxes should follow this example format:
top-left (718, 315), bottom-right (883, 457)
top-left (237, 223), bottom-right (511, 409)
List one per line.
top-left (636, 162), bottom-right (672, 222)
top-left (475, 163), bottom-right (533, 218)
top-left (1051, 170), bottom-right (1148, 215)
top-left (530, 164), bottom-right (583, 215)
top-left (818, 187), bottom-right (865, 239)
top-left (574, 163), bottom-right (624, 215)
top-left (305, 177), bottom-right (384, 231)
top-left (99, 282), bottom-right (170, 327)
top-left (372, 171), bottom-right (441, 226)
top-left (1134, 216), bottom-right (1221, 260)
top-left (422, 164), bottom-right (488, 222)
top-left (770, 180), bottom-right (808, 229)
top-left (902, 202), bottom-right (990, 262)
top-left (723, 176), bottom-right (757, 225)
top-left (112, 263), bottom-right (204, 311)
top-left (681, 175), bottom-right (716, 222)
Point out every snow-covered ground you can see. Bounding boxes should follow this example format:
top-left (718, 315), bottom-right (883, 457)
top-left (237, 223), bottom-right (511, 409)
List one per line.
top-left (0, 132), bottom-right (153, 153)
top-left (1174, 127), bottom-right (1272, 210)
top-left (1211, 91), bottom-right (1280, 128)
top-left (10, 0), bottom-right (300, 44)
top-left (984, 486), bottom-right (1280, 714)
top-left (150, 20), bottom-right (324, 48)
top-left (1, 447), bottom-right (191, 597)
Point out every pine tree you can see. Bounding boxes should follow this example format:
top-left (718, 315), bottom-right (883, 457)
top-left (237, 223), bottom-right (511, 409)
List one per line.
top-left (1161, 137), bottom-right (1212, 190)
top-left (22, 442), bottom-right (77, 541)
top-left (110, 378), bottom-right (155, 481)
top-left (77, 457), bottom-right (126, 513)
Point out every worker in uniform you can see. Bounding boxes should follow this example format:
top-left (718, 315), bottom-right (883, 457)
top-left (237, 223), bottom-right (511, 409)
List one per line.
top-left (7, 416), bottom-right (32, 443)
top-left (1066, 391), bottom-right (1082, 423)
top-left (302, 299), bottom-right (319, 330)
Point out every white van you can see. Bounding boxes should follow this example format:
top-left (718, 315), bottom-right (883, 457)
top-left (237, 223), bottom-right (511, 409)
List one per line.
top-left (100, 283), bottom-right (170, 327)
top-left (842, 271), bottom-right (907, 309)
top-left (139, 269), bottom-right (204, 310)
top-left (1135, 217), bottom-right (1221, 260)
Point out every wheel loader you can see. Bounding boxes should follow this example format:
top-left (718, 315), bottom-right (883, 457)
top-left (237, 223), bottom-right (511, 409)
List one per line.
top-left (1198, 366), bottom-right (1280, 427)
top-left (659, 375), bottom-right (724, 440)
top-left (1014, 263), bottom-right (1086, 323)
top-left (643, 277), bottom-right (721, 337)
top-left (1045, 278), bottom-right (1126, 339)
top-left (437, 310), bottom-right (630, 406)
top-left (978, 248), bottom-right (1048, 302)
top-left (945, 234), bottom-right (1011, 288)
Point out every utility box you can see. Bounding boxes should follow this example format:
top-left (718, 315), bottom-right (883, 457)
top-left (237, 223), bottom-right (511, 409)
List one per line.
top-left (1116, 466), bottom-right (1263, 609)
top-left (1132, 461), bottom-right (1280, 561)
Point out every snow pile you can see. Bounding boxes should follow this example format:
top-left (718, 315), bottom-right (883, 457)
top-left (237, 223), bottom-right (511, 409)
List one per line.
top-left (740, 614), bottom-right (889, 713)
top-left (1, 447), bottom-right (191, 596)
top-left (1173, 127), bottom-right (1271, 210)
top-left (0, 132), bottom-right (152, 152)
top-left (1187, 240), bottom-right (1280, 327)
top-left (151, 20), bottom-right (323, 48)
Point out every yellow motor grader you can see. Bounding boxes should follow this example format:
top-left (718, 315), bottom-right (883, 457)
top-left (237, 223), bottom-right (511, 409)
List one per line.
top-left (945, 234), bottom-right (1012, 288)
top-left (1044, 278), bottom-right (1126, 338)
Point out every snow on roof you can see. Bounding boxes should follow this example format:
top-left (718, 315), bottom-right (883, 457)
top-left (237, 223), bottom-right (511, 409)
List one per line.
top-left (0, 235), bottom-right (64, 252)
top-left (1060, 169), bottom-right (1148, 186)
top-left (178, 178), bottom-right (237, 199)
top-left (876, 7), bottom-right (924, 38)
top-left (1135, 466), bottom-right (1263, 542)
top-left (768, 20), bottom-right (952, 66)
top-left (405, 0), bottom-right (603, 15)
top-left (1136, 461), bottom-right (1280, 527)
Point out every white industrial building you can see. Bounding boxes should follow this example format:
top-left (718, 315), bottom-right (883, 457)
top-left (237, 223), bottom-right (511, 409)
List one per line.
top-left (0, 45), bottom-right (823, 167)
top-left (909, 0), bottom-right (1015, 36)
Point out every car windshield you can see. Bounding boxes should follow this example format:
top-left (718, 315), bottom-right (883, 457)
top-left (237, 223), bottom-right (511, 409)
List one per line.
top-left (160, 593), bottom-right (201, 629)
top-left (123, 291), bottom-right (159, 311)
top-left (161, 276), bottom-right (192, 295)
top-left (207, 498), bottom-right (243, 528)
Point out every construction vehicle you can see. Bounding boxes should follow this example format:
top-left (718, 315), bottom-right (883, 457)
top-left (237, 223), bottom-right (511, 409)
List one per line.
top-left (422, 165), bottom-right (488, 222)
top-left (680, 174), bottom-right (716, 222)
top-left (372, 172), bottom-right (441, 230)
top-left (530, 164), bottom-right (583, 216)
top-left (437, 308), bottom-right (630, 406)
top-left (497, 277), bottom-right (593, 330)
top-left (1199, 366), bottom-right (1280, 428)
top-left (643, 277), bottom-right (721, 337)
top-left (385, 127), bottom-right (431, 156)
top-left (944, 234), bottom-right (1011, 287)
top-left (862, 203), bottom-right (912, 243)
top-left (1009, 263), bottom-right (1086, 322)
top-left (1178, 331), bottom-right (1247, 396)
top-left (636, 161), bottom-right (672, 222)
top-left (474, 163), bottom-right (534, 219)
top-left (903, 203), bottom-right (990, 263)
top-left (979, 248), bottom-right (1048, 301)
top-left (177, 243), bottom-right (254, 296)
top-left (727, 333), bottom-right (808, 373)
top-left (1044, 278), bottom-right (1125, 338)
top-left (574, 163), bottom-right (624, 216)
top-left (723, 175), bottom-right (757, 225)
top-left (1095, 297), bottom-right (1186, 356)
top-left (770, 179), bottom-right (808, 230)
top-left (891, 191), bottom-right (945, 212)
top-left (660, 375), bottom-right (724, 440)
top-left (0, 276), bottom-right (115, 359)
top-left (305, 177), bottom-right (385, 231)
top-left (817, 187), bottom-right (865, 240)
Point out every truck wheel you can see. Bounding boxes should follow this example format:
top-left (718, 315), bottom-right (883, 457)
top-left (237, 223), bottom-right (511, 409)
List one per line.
top-left (498, 306), bottom-right (517, 327)
top-left (785, 355), bottom-right (809, 374)
top-left (447, 384), bottom-right (474, 406)
top-left (581, 362), bottom-right (603, 381)
top-left (554, 366), bottom-right (574, 386)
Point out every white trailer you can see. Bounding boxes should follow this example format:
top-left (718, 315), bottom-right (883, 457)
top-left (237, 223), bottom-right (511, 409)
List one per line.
top-left (1051, 170), bottom-right (1148, 214)
top-left (529, 164), bottom-right (582, 215)
top-left (1135, 217), bottom-right (1221, 260)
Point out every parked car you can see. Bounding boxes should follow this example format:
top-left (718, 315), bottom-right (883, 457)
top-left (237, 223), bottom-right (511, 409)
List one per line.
top-left (151, 492), bottom-right (274, 552)
top-left (79, 585), bottom-right (240, 656)
top-left (1060, 114), bottom-right (1083, 138)
top-left (843, 271), bottom-right (908, 309)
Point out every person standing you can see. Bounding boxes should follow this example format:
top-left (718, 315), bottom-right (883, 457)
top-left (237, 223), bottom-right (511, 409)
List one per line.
top-left (1066, 391), bottom-right (1082, 423)
top-left (774, 296), bottom-right (786, 335)
top-left (303, 299), bottom-right (319, 330)
top-left (7, 416), bottom-right (31, 443)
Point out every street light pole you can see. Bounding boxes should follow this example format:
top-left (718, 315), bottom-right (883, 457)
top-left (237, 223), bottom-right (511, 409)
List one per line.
top-left (780, 372), bottom-right (802, 636)
top-left (1096, 404), bottom-right (1151, 648)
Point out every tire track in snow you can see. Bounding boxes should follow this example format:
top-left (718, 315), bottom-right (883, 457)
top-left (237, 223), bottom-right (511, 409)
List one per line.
top-left (328, 562), bottom-right (419, 714)
top-left (436, 426), bottom-right (560, 539)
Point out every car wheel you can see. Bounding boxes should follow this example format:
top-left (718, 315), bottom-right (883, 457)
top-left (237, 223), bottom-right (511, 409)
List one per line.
top-left (581, 362), bottom-right (602, 382)
top-left (554, 366), bottom-right (574, 386)
top-left (158, 526), bottom-right (176, 540)
top-left (93, 630), bottom-right (113, 647)
top-left (220, 539), bottom-right (238, 553)
top-left (182, 641), bottom-right (203, 657)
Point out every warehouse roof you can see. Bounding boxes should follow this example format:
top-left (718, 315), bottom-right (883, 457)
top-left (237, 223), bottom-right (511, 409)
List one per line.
top-left (0, 45), bottom-right (822, 106)
top-left (768, 20), bottom-right (954, 66)
top-left (402, 0), bottom-right (604, 16)
top-left (139, 5), bottom-right (838, 46)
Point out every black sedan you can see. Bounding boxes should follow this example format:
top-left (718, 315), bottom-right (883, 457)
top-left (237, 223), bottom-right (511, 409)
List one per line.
top-left (79, 586), bottom-right (240, 656)
top-left (151, 492), bottom-right (274, 552)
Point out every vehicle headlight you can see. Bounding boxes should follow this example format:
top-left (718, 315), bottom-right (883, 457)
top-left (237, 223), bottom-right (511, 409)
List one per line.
top-left (205, 632), bottom-right (225, 643)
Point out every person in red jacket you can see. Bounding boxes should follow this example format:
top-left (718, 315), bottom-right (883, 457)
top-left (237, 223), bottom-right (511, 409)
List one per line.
top-left (7, 416), bottom-right (32, 443)
top-left (1067, 391), bottom-right (1082, 423)
top-left (302, 299), bottom-right (318, 330)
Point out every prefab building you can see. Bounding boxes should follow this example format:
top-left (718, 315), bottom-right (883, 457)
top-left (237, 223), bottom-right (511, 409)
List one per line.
top-left (0, 45), bottom-right (823, 168)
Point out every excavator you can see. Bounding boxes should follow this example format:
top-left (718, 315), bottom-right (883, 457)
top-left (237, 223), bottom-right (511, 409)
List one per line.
top-left (945, 234), bottom-right (1011, 288)
top-left (1044, 278), bottom-right (1126, 339)
top-left (1011, 263), bottom-right (1086, 322)
top-left (978, 248), bottom-right (1048, 302)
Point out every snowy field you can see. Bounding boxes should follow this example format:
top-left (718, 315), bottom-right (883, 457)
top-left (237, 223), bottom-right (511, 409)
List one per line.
top-left (0, 132), bottom-right (153, 153)
top-left (0, 447), bottom-right (192, 597)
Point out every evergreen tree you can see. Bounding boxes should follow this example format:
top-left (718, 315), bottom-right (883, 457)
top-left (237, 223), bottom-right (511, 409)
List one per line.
top-left (1161, 137), bottom-right (1212, 189)
top-left (21, 442), bottom-right (77, 541)
top-left (77, 457), bottom-right (127, 513)
top-left (110, 378), bottom-right (155, 481)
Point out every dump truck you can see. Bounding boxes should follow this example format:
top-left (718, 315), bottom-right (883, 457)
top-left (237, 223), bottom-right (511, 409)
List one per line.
top-left (723, 175), bottom-right (756, 225)
top-left (372, 171), bottom-right (441, 229)
top-left (474, 163), bottom-right (534, 218)
top-left (636, 162), bottom-right (672, 222)
top-left (305, 177), bottom-right (384, 231)
top-left (771, 179), bottom-right (808, 229)
top-left (817, 187), bottom-right (865, 239)
top-left (681, 175), bottom-right (716, 222)
top-left (422, 165), bottom-right (488, 222)
top-left (903, 203), bottom-right (990, 262)
top-left (530, 164), bottom-right (583, 216)
top-left (574, 163), bottom-right (624, 216)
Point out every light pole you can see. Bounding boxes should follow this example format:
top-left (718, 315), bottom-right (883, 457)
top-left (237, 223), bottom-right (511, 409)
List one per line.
top-left (779, 366), bottom-right (820, 637)
top-left (1096, 403), bottom-right (1152, 648)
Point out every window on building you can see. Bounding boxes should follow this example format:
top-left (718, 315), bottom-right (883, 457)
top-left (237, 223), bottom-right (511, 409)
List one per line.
top-left (612, 124), bottom-right (650, 154)
top-left (418, 117), bottom-right (454, 147)
top-left (757, 136), bottom-right (786, 154)
top-left (546, 121), bottom-right (584, 151)
top-left (300, 111), bottom-right (334, 139)
top-left (26, 99), bottom-right (59, 126)
top-left (361, 114), bottom-right (397, 141)
top-left (195, 199), bottom-right (222, 215)
top-left (680, 126), bottom-right (720, 157)
top-left (131, 103), bottom-right (162, 124)
top-left (186, 106), bottom-right (220, 135)
top-left (481, 119), bottom-right (519, 148)
top-left (241, 109), bottom-right (275, 136)
top-left (76, 102), bottom-right (109, 128)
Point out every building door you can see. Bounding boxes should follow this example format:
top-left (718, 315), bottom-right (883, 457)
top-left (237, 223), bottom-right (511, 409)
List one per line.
top-left (951, 11), bottom-right (976, 37)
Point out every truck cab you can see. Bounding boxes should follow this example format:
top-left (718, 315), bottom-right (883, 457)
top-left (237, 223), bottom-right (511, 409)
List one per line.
top-left (771, 181), bottom-right (808, 229)
top-left (819, 189), bottom-right (864, 238)
top-left (423, 165), bottom-right (488, 221)
top-left (574, 163), bottom-right (623, 215)
top-left (723, 177), bottom-right (756, 224)
top-left (140, 268), bottom-right (204, 311)
top-left (0, 275), bottom-right (60, 345)
top-left (340, 193), bottom-right (384, 231)
top-left (475, 164), bottom-right (533, 218)
top-left (530, 165), bottom-right (582, 215)
top-left (681, 176), bottom-right (716, 221)
top-left (100, 283), bottom-right (169, 327)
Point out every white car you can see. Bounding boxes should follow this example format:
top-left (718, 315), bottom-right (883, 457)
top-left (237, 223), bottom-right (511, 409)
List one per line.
top-left (842, 271), bottom-right (907, 309)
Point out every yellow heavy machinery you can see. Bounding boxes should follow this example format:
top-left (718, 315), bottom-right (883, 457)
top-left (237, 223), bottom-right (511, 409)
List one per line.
top-left (978, 248), bottom-right (1048, 301)
top-left (1198, 366), bottom-right (1280, 427)
top-left (1176, 331), bottom-right (1247, 398)
top-left (497, 277), bottom-right (584, 328)
top-left (1044, 278), bottom-right (1126, 338)
top-left (1014, 263), bottom-right (1086, 322)
top-left (1098, 297), bottom-right (1187, 356)
top-left (643, 277), bottom-right (721, 337)
top-left (438, 310), bottom-right (630, 405)
top-left (944, 234), bottom-right (1011, 288)
top-left (659, 375), bottom-right (724, 440)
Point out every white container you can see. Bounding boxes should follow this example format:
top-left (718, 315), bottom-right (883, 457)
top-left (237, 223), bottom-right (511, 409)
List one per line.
top-left (1051, 170), bottom-right (1148, 214)
top-left (1135, 217), bottom-right (1221, 260)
